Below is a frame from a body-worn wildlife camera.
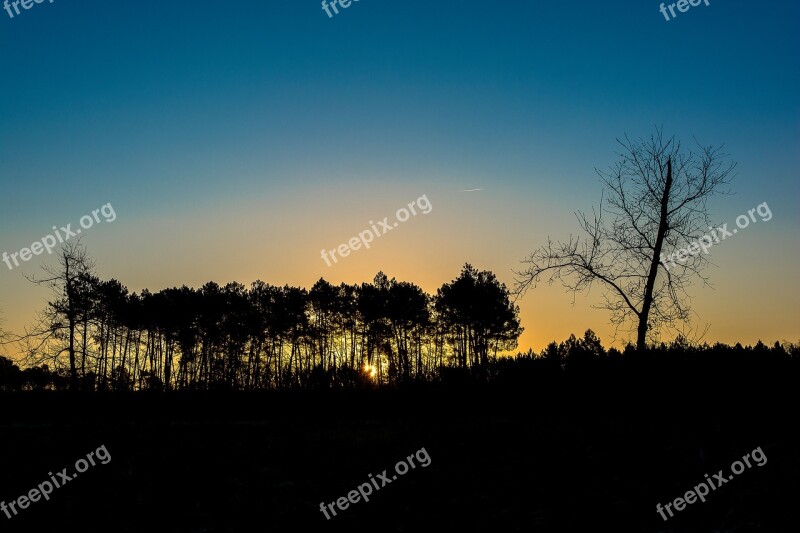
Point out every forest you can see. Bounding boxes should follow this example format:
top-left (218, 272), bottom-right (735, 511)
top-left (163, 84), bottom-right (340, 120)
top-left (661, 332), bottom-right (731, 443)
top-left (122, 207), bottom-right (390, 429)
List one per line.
top-left (2, 246), bottom-right (523, 391)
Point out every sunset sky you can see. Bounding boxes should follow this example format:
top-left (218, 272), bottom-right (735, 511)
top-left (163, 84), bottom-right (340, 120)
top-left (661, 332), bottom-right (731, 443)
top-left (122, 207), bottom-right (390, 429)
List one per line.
top-left (1, 0), bottom-right (798, 357)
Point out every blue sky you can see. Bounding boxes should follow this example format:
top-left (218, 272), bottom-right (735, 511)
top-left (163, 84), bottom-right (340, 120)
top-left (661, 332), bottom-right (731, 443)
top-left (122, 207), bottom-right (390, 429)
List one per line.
top-left (1, 0), bottom-right (798, 351)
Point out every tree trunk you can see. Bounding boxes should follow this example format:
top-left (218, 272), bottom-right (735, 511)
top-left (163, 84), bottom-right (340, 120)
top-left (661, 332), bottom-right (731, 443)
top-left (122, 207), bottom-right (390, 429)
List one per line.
top-left (66, 261), bottom-right (78, 390)
top-left (637, 157), bottom-right (673, 351)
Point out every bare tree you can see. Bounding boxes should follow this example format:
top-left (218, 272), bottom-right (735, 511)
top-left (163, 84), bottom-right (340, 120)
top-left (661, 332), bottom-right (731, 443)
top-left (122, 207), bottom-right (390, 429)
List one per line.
top-left (21, 240), bottom-right (96, 389)
top-left (514, 130), bottom-right (735, 351)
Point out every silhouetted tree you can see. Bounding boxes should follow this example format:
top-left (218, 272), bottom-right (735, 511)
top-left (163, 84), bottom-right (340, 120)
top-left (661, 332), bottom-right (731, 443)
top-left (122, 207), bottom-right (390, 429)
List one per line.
top-left (0, 355), bottom-right (22, 391)
top-left (515, 130), bottom-right (735, 350)
top-left (562, 329), bottom-right (605, 373)
top-left (539, 341), bottom-right (564, 372)
top-left (386, 279), bottom-right (430, 381)
top-left (436, 264), bottom-right (522, 369)
top-left (23, 241), bottom-right (96, 390)
top-left (357, 273), bottom-right (392, 383)
top-left (309, 278), bottom-right (340, 373)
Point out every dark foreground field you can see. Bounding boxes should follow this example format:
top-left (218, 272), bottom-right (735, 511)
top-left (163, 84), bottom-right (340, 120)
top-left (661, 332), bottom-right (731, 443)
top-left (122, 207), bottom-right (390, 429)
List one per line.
top-left (1, 367), bottom-right (798, 532)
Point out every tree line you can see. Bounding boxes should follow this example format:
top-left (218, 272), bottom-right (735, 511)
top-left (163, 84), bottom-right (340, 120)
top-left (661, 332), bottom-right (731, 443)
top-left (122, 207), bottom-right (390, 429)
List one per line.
top-left (3, 325), bottom-right (798, 392)
top-left (4, 243), bottom-right (522, 391)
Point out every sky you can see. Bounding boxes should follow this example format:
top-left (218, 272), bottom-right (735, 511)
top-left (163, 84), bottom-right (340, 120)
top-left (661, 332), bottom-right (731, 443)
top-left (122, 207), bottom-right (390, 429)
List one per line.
top-left (1, 0), bottom-right (799, 357)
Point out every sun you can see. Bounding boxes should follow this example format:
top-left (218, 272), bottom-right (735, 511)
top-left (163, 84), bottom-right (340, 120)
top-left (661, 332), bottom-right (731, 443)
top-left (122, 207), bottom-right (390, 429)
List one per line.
top-left (363, 364), bottom-right (378, 380)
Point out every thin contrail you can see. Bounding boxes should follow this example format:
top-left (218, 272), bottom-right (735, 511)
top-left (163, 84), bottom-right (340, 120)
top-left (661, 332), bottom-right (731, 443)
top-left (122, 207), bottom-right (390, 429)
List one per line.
top-left (462, 188), bottom-right (483, 192)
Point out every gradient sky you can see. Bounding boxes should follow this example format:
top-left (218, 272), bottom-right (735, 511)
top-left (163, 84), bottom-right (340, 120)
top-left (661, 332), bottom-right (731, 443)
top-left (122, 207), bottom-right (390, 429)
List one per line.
top-left (1, 0), bottom-right (799, 357)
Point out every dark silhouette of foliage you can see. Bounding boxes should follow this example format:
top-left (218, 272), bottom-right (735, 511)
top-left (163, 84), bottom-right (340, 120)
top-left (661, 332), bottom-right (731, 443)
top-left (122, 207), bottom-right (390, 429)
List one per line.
top-left (435, 264), bottom-right (523, 369)
top-left (6, 253), bottom-right (523, 391)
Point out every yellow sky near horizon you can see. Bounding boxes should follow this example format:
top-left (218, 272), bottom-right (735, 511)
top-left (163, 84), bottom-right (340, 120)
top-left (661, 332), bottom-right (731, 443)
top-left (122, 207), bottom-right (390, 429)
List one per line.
top-left (2, 180), bottom-right (797, 363)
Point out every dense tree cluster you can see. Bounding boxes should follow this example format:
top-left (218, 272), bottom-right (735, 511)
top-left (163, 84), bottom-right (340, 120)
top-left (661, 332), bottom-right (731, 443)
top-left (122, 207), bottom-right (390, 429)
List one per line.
top-left (495, 330), bottom-right (800, 387)
top-left (9, 250), bottom-right (521, 391)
